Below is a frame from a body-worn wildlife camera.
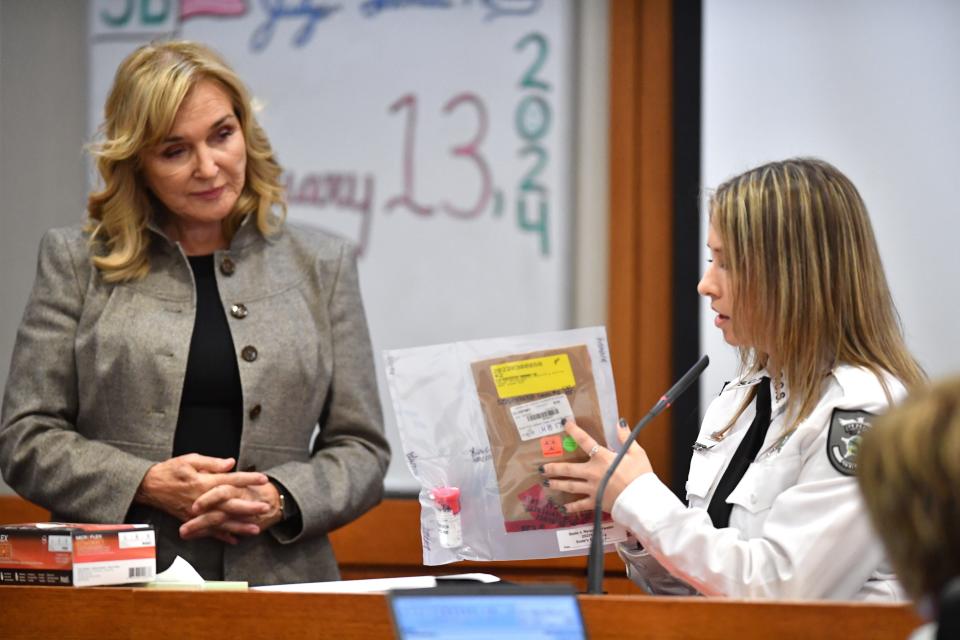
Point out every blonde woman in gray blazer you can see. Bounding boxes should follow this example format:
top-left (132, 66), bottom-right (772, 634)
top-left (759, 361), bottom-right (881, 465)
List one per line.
top-left (0, 42), bottom-right (390, 585)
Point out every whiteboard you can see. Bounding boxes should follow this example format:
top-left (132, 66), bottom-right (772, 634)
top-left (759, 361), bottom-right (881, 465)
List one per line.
top-left (88, 0), bottom-right (575, 492)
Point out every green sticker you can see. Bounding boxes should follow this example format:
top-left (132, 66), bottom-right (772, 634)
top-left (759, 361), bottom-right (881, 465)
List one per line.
top-left (562, 435), bottom-right (578, 452)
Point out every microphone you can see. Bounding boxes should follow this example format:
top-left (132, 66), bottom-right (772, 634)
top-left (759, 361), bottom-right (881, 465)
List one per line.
top-left (586, 355), bottom-right (709, 594)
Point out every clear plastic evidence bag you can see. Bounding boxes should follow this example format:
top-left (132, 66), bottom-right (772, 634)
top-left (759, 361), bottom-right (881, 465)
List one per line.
top-left (384, 327), bottom-right (628, 565)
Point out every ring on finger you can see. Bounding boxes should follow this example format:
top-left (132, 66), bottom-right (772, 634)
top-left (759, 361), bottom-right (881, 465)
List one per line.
top-left (587, 444), bottom-right (601, 458)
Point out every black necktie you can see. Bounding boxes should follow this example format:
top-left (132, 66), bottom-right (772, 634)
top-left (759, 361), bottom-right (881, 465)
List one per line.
top-left (707, 377), bottom-right (772, 529)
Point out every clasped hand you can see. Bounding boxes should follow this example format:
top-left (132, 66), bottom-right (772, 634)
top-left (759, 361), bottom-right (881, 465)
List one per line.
top-left (136, 454), bottom-right (282, 545)
top-left (541, 418), bottom-right (654, 513)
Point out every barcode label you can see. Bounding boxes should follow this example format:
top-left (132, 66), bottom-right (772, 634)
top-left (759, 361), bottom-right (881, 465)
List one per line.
top-left (510, 394), bottom-right (574, 441)
top-left (528, 408), bottom-right (560, 421)
top-left (128, 565), bottom-right (153, 579)
top-left (74, 558), bottom-right (157, 587)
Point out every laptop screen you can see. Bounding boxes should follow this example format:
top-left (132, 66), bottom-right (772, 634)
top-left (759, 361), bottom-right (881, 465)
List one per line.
top-left (388, 584), bottom-right (587, 640)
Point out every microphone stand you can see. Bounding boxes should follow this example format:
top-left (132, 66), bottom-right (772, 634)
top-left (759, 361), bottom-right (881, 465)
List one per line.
top-left (586, 355), bottom-right (709, 595)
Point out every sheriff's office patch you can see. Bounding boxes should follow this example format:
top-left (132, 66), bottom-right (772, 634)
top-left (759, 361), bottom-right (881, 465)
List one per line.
top-left (827, 409), bottom-right (875, 476)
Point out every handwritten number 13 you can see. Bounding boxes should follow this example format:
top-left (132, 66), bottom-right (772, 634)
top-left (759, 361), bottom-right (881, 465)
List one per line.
top-left (386, 93), bottom-right (492, 219)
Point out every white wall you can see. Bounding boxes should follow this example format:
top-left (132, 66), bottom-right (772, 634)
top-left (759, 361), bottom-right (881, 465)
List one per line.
top-left (702, 0), bottom-right (960, 405)
top-left (0, 0), bottom-right (89, 493)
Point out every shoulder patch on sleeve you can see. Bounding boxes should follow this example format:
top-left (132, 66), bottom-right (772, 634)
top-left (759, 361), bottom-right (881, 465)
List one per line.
top-left (827, 409), bottom-right (875, 476)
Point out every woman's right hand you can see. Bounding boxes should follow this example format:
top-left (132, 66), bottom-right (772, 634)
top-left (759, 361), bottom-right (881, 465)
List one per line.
top-left (542, 418), bottom-right (654, 513)
top-left (135, 454), bottom-right (269, 543)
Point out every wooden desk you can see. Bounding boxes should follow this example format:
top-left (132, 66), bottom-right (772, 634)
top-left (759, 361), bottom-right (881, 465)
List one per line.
top-left (0, 586), bottom-right (921, 640)
top-left (0, 495), bottom-right (924, 639)
top-left (0, 495), bottom-right (646, 594)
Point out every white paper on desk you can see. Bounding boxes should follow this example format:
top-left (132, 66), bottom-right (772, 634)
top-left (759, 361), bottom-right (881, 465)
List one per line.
top-left (151, 555), bottom-right (205, 585)
top-left (252, 573), bottom-right (500, 593)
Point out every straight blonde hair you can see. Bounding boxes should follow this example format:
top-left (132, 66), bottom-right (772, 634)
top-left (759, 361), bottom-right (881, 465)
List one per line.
top-left (86, 41), bottom-right (286, 282)
top-left (710, 158), bottom-right (924, 434)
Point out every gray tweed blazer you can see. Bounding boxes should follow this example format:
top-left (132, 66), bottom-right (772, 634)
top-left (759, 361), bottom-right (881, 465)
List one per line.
top-left (0, 219), bottom-right (390, 585)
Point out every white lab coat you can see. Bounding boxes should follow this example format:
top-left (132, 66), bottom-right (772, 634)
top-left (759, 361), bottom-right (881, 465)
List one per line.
top-left (613, 365), bottom-right (906, 600)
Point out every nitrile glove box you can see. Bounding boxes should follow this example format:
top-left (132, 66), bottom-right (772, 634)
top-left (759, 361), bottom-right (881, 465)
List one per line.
top-left (0, 523), bottom-right (156, 587)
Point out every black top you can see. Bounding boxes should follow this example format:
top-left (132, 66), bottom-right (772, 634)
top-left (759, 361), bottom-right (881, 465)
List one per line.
top-left (172, 255), bottom-right (243, 460)
top-left (706, 377), bottom-right (772, 529)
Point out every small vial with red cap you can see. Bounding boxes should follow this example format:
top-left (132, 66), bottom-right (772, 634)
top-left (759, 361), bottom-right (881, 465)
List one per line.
top-left (430, 487), bottom-right (462, 548)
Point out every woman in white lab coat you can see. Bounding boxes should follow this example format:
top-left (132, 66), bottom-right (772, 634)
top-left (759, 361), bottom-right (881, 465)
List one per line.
top-left (542, 158), bottom-right (925, 600)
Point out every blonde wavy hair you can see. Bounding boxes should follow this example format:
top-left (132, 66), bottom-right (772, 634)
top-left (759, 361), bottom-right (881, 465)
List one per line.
top-left (710, 158), bottom-right (924, 434)
top-left (86, 40), bottom-right (286, 282)
top-left (858, 376), bottom-right (960, 601)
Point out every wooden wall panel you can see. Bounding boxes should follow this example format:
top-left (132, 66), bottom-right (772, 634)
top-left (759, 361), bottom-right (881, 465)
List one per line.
top-left (608, 0), bottom-right (675, 482)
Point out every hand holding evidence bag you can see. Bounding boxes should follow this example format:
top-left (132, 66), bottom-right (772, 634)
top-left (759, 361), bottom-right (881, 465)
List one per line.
top-left (385, 327), bottom-right (625, 565)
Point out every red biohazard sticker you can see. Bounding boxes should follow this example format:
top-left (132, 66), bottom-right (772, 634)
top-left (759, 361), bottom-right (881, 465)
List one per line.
top-left (540, 435), bottom-right (564, 457)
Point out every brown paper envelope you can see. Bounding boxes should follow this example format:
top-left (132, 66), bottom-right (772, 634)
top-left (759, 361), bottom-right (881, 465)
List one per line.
top-left (471, 345), bottom-right (608, 532)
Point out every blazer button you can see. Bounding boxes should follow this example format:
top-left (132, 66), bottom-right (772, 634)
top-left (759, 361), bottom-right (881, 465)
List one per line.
top-left (249, 404), bottom-right (262, 419)
top-left (231, 303), bottom-right (248, 319)
top-left (241, 345), bottom-right (258, 362)
top-left (220, 257), bottom-right (236, 276)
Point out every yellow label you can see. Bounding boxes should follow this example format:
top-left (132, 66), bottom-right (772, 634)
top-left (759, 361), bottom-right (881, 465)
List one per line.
top-left (490, 354), bottom-right (576, 399)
